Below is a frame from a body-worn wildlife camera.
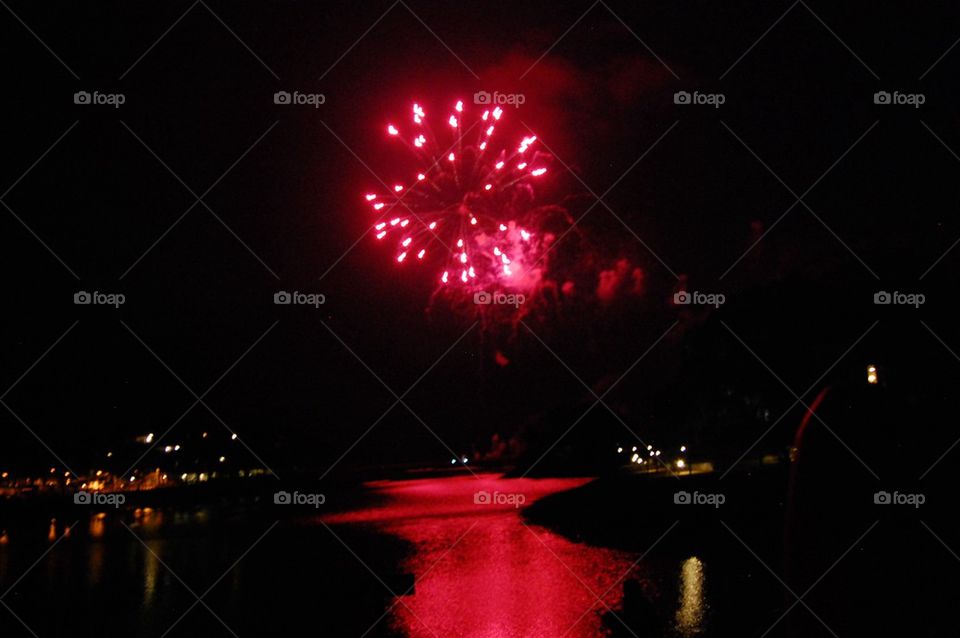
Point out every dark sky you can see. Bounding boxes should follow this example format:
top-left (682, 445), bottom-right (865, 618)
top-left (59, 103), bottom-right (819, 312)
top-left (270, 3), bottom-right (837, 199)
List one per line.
top-left (2, 1), bottom-right (958, 474)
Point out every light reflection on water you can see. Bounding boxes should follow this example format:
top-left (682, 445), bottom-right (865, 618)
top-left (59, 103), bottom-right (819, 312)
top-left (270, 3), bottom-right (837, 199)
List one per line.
top-left (88, 541), bottom-right (105, 586)
top-left (143, 541), bottom-right (161, 606)
top-left (1, 505), bottom-right (314, 636)
top-left (676, 556), bottom-right (707, 636)
top-left (0, 478), bottom-right (717, 637)
top-left (88, 513), bottom-right (106, 539)
top-left (324, 473), bottom-right (648, 638)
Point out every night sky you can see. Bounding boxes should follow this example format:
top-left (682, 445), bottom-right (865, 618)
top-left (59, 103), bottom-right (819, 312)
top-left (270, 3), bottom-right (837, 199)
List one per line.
top-left (2, 1), bottom-right (959, 476)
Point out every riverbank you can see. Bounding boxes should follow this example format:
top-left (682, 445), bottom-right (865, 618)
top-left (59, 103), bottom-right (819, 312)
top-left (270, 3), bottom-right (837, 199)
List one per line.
top-left (522, 466), bottom-right (793, 637)
top-left (523, 465), bottom-right (790, 555)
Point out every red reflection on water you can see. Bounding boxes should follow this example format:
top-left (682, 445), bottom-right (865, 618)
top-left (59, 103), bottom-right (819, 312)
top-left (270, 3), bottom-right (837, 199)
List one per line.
top-left (324, 474), bottom-right (638, 637)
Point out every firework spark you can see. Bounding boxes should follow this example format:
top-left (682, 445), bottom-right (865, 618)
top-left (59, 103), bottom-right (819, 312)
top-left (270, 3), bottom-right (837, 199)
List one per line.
top-left (363, 100), bottom-right (556, 293)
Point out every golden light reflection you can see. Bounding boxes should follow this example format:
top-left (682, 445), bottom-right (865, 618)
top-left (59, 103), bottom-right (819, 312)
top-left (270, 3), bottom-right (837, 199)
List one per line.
top-left (139, 508), bottom-right (164, 533)
top-left (676, 556), bottom-right (707, 636)
top-left (0, 533), bottom-right (7, 583)
top-left (89, 513), bottom-right (107, 539)
top-left (88, 542), bottom-right (105, 585)
top-left (143, 542), bottom-right (161, 606)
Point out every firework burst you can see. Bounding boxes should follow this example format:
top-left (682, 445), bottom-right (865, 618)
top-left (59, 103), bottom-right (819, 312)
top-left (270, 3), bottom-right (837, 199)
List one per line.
top-left (363, 99), bottom-right (561, 294)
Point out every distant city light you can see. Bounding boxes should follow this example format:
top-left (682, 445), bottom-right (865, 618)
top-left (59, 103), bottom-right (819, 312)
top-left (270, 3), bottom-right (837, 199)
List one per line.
top-left (617, 447), bottom-right (623, 453)
top-left (676, 459), bottom-right (686, 469)
top-left (631, 453), bottom-right (639, 463)
top-left (231, 433), bottom-right (238, 440)
top-left (219, 456), bottom-right (226, 463)
top-left (680, 445), bottom-right (687, 452)
top-left (867, 364), bottom-right (878, 385)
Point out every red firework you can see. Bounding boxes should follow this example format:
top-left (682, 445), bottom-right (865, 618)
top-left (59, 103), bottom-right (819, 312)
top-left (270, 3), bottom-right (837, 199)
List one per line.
top-left (363, 99), bottom-right (556, 293)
